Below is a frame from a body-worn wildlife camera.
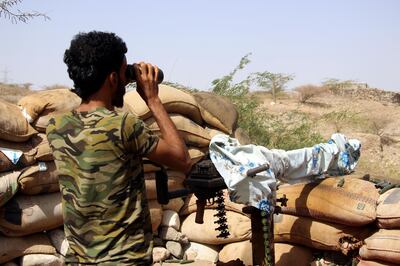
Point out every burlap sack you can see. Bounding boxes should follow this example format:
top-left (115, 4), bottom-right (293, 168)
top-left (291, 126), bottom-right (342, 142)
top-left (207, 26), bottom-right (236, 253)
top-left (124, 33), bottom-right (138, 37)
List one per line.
top-left (0, 233), bottom-right (56, 264)
top-left (123, 84), bottom-right (202, 124)
top-left (219, 240), bottom-right (252, 265)
top-left (181, 209), bottom-right (251, 245)
top-left (162, 197), bottom-right (185, 213)
top-left (0, 133), bottom-right (53, 173)
top-left (205, 127), bottom-right (226, 139)
top-left (277, 177), bottom-right (379, 226)
top-left (0, 192), bottom-right (63, 236)
top-left (377, 188), bottom-right (400, 229)
top-left (193, 92), bottom-right (238, 134)
top-left (0, 171), bottom-right (20, 207)
top-left (275, 243), bottom-right (313, 266)
top-left (274, 214), bottom-right (371, 254)
top-left (145, 114), bottom-right (211, 147)
top-left (184, 241), bottom-right (220, 263)
top-left (18, 162), bottom-right (59, 195)
top-left (149, 199), bottom-right (163, 233)
top-left (357, 259), bottom-right (397, 266)
top-left (359, 229), bottom-right (400, 264)
top-left (233, 127), bottom-right (252, 145)
top-left (20, 254), bottom-right (65, 266)
top-left (17, 88), bottom-right (81, 123)
top-left (0, 99), bottom-right (37, 142)
top-left (180, 189), bottom-right (248, 217)
top-left (145, 171), bottom-right (186, 200)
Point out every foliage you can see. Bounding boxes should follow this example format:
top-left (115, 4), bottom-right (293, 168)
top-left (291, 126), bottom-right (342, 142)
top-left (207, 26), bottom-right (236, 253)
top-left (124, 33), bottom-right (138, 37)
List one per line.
top-left (294, 84), bottom-right (328, 103)
top-left (320, 109), bottom-right (361, 133)
top-left (251, 70), bottom-right (294, 103)
top-left (0, 0), bottom-right (49, 23)
top-left (321, 78), bottom-right (359, 94)
top-left (211, 54), bottom-right (323, 150)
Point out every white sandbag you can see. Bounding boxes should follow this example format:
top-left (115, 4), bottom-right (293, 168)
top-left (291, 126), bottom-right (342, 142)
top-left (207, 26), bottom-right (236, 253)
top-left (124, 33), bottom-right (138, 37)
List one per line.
top-left (0, 171), bottom-right (20, 207)
top-left (161, 210), bottom-right (180, 230)
top-left (123, 84), bottom-right (202, 124)
top-left (184, 241), bottom-right (219, 263)
top-left (0, 99), bottom-right (37, 142)
top-left (0, 233), bottom-right (56, 264)
top-left (20, 254), bottom-right (64, 266)
top-left (0, 192), bottom-right (63, 236)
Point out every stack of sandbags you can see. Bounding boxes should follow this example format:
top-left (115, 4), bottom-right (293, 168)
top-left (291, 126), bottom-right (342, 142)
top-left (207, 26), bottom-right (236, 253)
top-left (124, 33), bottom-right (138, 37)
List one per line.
top-left (0, 89), bottom-right (80, 265)
top-left (274, 176), bottom-right (379, 256)
top-left (358, 187), bottom-right (400, 265)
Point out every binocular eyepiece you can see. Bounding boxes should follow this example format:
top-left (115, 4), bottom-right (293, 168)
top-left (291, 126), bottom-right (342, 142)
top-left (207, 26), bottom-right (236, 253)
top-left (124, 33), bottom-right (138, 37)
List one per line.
top-left (125, 64), bottom-right (164, 84)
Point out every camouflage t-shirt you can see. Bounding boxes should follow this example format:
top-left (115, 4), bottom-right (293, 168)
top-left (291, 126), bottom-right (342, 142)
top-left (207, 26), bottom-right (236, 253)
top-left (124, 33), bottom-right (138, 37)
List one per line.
top-left (46, 107), bottom-right (159, 265)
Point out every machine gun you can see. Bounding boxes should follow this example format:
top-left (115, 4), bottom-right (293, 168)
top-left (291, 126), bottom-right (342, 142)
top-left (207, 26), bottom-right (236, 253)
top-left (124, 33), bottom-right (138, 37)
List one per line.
top-left (155, 157), bottom-right (288, 266)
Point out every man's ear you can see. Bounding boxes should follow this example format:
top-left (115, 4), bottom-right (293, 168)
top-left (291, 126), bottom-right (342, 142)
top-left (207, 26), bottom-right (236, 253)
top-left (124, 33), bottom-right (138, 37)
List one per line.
top-left (109, 72), bottom-right (119, 88)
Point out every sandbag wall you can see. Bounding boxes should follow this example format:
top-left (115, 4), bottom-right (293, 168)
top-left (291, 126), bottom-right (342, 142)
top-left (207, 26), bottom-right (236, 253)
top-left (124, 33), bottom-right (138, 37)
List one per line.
top-left (0, 89), bottom-right (80, 265)
top-left (124, 85), bottom-right (252, 264)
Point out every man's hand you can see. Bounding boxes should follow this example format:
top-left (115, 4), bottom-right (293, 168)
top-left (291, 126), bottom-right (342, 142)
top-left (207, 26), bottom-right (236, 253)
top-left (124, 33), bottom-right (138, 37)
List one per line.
top-left (134, 62), bottom-right (160, 104)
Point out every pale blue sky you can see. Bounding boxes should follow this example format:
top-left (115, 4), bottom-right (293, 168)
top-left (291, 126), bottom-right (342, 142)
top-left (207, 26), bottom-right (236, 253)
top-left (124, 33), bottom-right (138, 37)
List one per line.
top-left (1, 0), bottom-right (399, 91)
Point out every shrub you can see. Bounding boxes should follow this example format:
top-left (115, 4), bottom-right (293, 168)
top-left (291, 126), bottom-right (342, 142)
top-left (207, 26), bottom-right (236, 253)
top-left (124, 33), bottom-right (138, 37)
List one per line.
top-left (294, 84), bottom-right (328, 103)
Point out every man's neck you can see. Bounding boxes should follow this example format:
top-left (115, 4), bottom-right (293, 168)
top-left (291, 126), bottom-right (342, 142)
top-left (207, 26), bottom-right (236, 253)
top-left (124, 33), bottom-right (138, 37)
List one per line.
top-left (76, 99), bottom-right (114, 112)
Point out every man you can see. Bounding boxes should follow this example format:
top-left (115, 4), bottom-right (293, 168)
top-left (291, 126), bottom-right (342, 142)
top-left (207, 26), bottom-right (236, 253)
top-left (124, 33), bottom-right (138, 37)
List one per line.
top-left (47, 31), bottom-right (191, 265)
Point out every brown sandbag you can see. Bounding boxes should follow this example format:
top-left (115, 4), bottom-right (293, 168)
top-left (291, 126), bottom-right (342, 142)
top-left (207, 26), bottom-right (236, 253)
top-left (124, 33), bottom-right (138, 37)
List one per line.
top-left (0, 233), bottom-right (56, 264)
top-left (0, 192), bottom-right (63, 236)
top-left (0, 99), bottom-right (37, 142)
top-left (193, 92), bottom-right (238, 134)
top-left (377, 188), bottom-right (400, 229)
top-left (123, 84), bottom-right (202, 124)
top-left (274, 214), bottom-right (371, 255)
top-left (357, 258), bottom-right (397, 266)
top-left (233, 127), bottom-right (252, 145)
top-left (17, 88), bottom-right (81, 123)
top-left (145, 114), bottom-right (211, 147)
top-left (218, 240), bottom-right (252, 265)
top-left (0, 171), bottom-right (20, 207)
top-left (181, 209), bottom-right (251, 245)
top-left (18, 161), bottom-right (59, 195)
top-left (179, 189), bottom-right (248, 217)
top-left (277, 177), bottom-right (379, 226)
top-left (145, 171), bottom-right (186, 200)
top-left (0, 134), bottom-right (53, 173)
top-left (275, 243), bottom-right (313, 266)
top-left (359, 229), bottom-right (400, 264)
top-left (149, 199), bottom-right (163, 233)
top-left (162, 197), bottom-right (185, 213)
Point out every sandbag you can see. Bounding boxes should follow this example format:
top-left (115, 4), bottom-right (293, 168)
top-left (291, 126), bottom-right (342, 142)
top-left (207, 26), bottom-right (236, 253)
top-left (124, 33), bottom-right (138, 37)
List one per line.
top-left (47, 228), bottom-right (68, 257)
top-left (0, 171), bottom-right (20, 207)
top-left (181, 209), bottom-right (251, 245)
top-left (233, 127), bottom-right (252, 145)
top-left (0, 192), bottom-right (63, 236)
top-left (377, 188), bottom-right (400, 229)
top-left (162, 197), bottom-right (185, 213)
top-left (145, 114), bottom-right (211, 147)
top-left (0, 134), bottom-right (53, 173)
top-left (274, 214), bottom-right (371, 254)
top-left (275, 243), bottom-right (313, 266)
top-left (205, 127), bottom-right (226, 139)
top-left (357, 259), bottom-right (397, 266)
top-left (123, 84), bottom-right (202, 124)
top-left (149, 199), bottom-right (163, 233)
top-left (219, 240), bottom-right (252, 265)
top-left (180, 189), bottom-right (248, 217)
top-left (145, 171), bottom-right (185, 200)
top-left (0, 233), bottom-right (56, 264)
top-left (20, 254), bottom-right (64, 266)
top-left (359, 229), bottom-right (400, 264)
top-left (18, 161), bottom-right (59, 195)
top-left (184, 241), bottom-right (219, 263)
top-left (193, 92), bottom-right (238, 134)
top-left (161, 210), bottom-right (180, 230)
top-left (17, 88), bottom-right (81, 124)
top-left (0, 99), bottom-right (37, 142)
top-left (277, 177), bottom-right (379, 226)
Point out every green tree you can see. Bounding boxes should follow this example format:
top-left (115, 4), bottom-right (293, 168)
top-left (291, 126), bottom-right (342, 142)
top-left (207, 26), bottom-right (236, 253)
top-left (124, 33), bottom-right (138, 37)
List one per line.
top-left (0, 0), bottom-right (49, 23)
top-left (251, 71), bottom-right (294, 103)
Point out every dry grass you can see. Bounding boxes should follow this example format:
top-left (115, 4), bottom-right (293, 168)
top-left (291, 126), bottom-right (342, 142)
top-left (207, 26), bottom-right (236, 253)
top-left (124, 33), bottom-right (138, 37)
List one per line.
top-left (294, 84), bottom-right (329, 103)
top-left (0, 82), bottom-right (35, 104)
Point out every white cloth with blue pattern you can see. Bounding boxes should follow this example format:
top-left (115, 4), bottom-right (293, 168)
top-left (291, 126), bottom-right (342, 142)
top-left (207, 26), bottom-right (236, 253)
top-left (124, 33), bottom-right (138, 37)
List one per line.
top-left (209, 133), bottom-right (361, 209)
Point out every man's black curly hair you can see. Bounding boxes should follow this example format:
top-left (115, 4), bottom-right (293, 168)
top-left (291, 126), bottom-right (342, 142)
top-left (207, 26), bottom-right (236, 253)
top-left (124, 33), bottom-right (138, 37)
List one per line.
top-left (64, 31), bottom-right (128, 100)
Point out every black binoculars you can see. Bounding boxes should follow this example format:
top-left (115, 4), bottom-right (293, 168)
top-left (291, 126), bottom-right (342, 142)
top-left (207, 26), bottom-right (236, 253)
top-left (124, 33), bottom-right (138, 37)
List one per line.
top-left (125, 64), bottom-right (164, 84)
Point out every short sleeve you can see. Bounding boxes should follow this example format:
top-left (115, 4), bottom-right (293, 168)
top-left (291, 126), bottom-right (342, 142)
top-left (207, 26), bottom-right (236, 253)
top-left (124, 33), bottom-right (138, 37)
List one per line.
top-left (121, 113), bottom-right (159, 156)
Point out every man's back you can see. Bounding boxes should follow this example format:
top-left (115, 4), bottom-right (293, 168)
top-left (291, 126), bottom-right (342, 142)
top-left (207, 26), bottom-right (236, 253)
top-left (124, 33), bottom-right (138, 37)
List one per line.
top-left (47, 107), bottom-right (158, 265)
